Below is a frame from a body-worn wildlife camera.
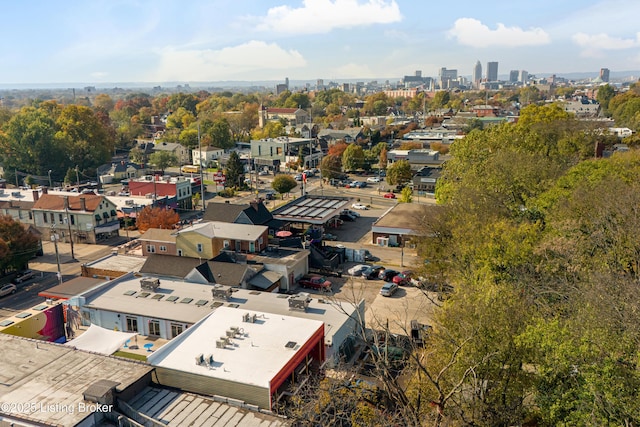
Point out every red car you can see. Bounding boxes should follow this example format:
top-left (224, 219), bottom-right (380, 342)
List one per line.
top-left (383, 192), bottom-right (396, 199)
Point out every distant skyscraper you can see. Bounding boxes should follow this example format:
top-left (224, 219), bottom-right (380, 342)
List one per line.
top-left (518, 70), bottom-right (528, 83)
top-left (285, 77), bottom-right (289, 88)
top-left (472, 60), bottom-right (482, 88)
top-left (487, 62), bottom-right (499, 82)
top-left (600, 68), bottom-right (610, 82)
top-left (316, 79), bottom-right (324, 90)
top-left (439, 67), bottom-right (458, 89)
top-left (509, 70), bottom-right (519, 83)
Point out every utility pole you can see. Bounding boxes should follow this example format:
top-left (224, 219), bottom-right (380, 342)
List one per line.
top-left (64, 196), bottom-right (75, 260)
top-left (51, 226), bottom-right (63, 284)
top-left (75, 166), bottom-right (80, 189)
top-left (198, 124), bottom-right (205, 211)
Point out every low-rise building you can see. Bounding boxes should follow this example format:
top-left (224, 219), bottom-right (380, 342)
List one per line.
top-left (128, 175), bottom-right (193, 211)
top-left (371, 203), bottom-right (425, 247)
top-left (174, 221), bottom-right (269, 258)
top-left (192, 145), bottom-right (224, 167)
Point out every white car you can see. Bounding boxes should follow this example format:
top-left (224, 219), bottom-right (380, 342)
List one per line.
top-left (347, 264), bottom-right (370, 276)
top-left (351, 203), bottom-right (369, 210)
top-left (367, 177), bottom-right (381, 183)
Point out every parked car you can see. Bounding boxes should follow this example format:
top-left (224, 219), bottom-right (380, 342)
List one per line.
top-left (383, 192), bottom-right (396, 199)
top-left (0, 283), bottom-right (17, 297)
top-left (298, 275), bottom-right (332, 291)
top-left (352, 203), bottom-right (369, 210)
top-left (265, 191), bottom-right (276, 200)
top-left (379, 269), bottom-right (400, 281)
top-left (341, 209), bottom-right (361, 218)
top-left (366, 176), bottom-right (381, 183)
top-left (12, 269), bottom-right (35, 284)
top-left (258, 170), bottom-right (270, 176)
top-left (363, 250), bottom-right (379, 262)
top-left (294, 174), bottom-right (303, 181)
top-left (362, 265), bottom-right (385, 280)
top-left (323, 233), bottom-right (338, 241)
top-left (347, 264), bottom-right (370, 276)
top-left (393, 271), bottom-right (413, 286)
top-left (339, 213), bottom-right (356, 222)
top-left (380, 282), bottom-right (399, 297)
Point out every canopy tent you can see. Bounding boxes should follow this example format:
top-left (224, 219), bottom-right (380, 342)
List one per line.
top-left (65, 324), bottom-right (137, 355)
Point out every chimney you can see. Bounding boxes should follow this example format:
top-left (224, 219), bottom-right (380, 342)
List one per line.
top-left (79, 197), bottom-right (86, 211)
top-left (249, 200), bottom-right (259, 211)
top-left (42, 187), bottom-right (48, 194)
top-left (32, 190), bottom-right (39, 202)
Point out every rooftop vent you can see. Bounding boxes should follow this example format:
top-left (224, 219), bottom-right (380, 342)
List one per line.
top-left (288, 294), bottom-right (311, 312)
top-left (243, 312), bottom-right (257, 323)
top-left (211, 284), bottom-right (232, 301)
top-left (140, 277), bottom-right (160, 291)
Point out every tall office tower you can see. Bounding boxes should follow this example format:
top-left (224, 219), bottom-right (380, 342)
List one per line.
top-left (439, 67), bottom-right (458, 89)
top-left (509, 70), bottom-right (519, 83)
top-left (472, 60), bottom-right (482, 88)
top-left (486, 61), bottom-right (499, 82)
top-left (518, 70), bottom-right (529, 83)
top-left (285, 77), bottom-right (289, 89)
top-left (600, 68), bottom-right (610, 82)
top-left (316, 79), bottom-right (324, 90)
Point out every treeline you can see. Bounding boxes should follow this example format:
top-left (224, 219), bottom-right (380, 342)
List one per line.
top-left (407, 103), bottom-right (640, 425)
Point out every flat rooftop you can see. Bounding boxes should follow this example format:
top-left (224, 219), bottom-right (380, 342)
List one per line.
top-left (82, 275), bottom-right (358, 346)
top-left (83, 253), bottom-right (147, 274)
top-left (372, 203), bottom-right (427, 232)
top-left (0, 334), bottom-right (152, 426)
top-left (148, 306), bottom-right (323, 388)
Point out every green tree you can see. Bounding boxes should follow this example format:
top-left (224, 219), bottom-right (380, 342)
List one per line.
top-left (0, 215), bottom-right (39, 273)
top-left (597, 84), bottom-right (616, 117)
top-left (208, 117), bottom-right (233, 149)
top-left (386, 160), bottom-right (412, 185)
top-left (399, 186), bottom-right (412, 203)
top-left (430, 91), bottom-right (450, 109)
top-left (271, 174), bottom-right (298, 197)
top-left (224, 151), bottom-right (244, 188)
top-left (149, 151), bottom-right (178, 173)
top-left (341, 144), bottom-right (364, 172)
top-left (166, 107), bottom-right (195, 130)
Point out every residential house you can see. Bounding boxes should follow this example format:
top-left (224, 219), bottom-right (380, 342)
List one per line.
top-left (32, 193), bottom-right (120, 244)
top-left (202, 200), bottom-right (284, 235)
top-left (97, 161), bottom-right (144, 184)
top-left (139, 228), bottom-right (177, 256)
top-left (258, 106), bottom-right (310, 128)
top-left (191, 146), bottom-right (224, 168)
top-left (387, 149), bottom-right (446, 169)
top-left (174, 221), bottom-right (269, 259)
top-left (250, 136), bottom-right (321, 171)
top-left (317, 127), bottom-right (364, 144)
top-left (152, 141), bottom-right (191, 164)
top-left (0, 189), bottom-right (35, 224)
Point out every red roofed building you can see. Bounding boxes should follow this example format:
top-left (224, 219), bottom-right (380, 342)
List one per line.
top-left (258, 105), bottom-right (310, 128)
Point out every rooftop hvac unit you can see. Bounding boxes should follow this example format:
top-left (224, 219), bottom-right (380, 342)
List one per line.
top-left (11, 192), bottom-right (20, 197)
top-left (226, 329), bottom-right (236, 338)
top-left (289, 294), bottom-right (311, 311)
top-left (211, 284), bottom-right (232, 300)
top-left (125, 199), bottom-right (134, 205)
top-left (145, 193), bottom-right (154, 199)
top-left (243, 313), bottom-right (257, 323)
top-left (195, 353), bottom-right (204, 365)
top-left (216, 339), bottom-right (226, 349)
top-left (140, 277), bottom-right (160, 291)
top-left (206, 354), bottom-right (214, 366)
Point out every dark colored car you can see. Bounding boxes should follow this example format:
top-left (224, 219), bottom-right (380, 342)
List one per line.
top-left (362, 265), bottom-right (385, 280)
top-left (379, 269), bottom-right (400, 281)
top-left (339, 213), bottom-right (355, 222)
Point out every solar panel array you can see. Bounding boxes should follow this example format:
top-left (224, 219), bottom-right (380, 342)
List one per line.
top-left (276, 197), bottom-right (349, 220)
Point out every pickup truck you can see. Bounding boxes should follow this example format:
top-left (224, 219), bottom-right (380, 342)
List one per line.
top-left (298, 275), bottom-right (332, 291)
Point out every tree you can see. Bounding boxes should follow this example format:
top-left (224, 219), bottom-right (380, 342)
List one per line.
top-left (225, 151), bottom-right (244, 188)
top-left (430, 91), bottom-right (450, 109)
top-left (386, 160), bottom-right (412, 185)
top-left (207, 117), bottom-right (233, 149)
top-left (0, 215), bottom-right (39, 273)
top-left (136, 207), bottom-right (180, 232)
top-left (149, 151), bottom-right (178, 173)
top-left (327, 142), bottom-right (348, 157)
top-left (342, 144), bottom-right (365, 172)
top-left (399, 186), bottom-right (412, 203)
top-left (321, 155), bottom-right (343, 179)
top-left (271, 174), bottom-right (297, 197)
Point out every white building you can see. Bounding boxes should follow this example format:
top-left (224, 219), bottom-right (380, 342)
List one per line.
top-left (191, 146), bottom-right (224, 167)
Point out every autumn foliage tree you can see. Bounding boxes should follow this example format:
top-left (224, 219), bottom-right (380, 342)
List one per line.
top-left (136, 207), bottom-right (180, 232)
top-left (0, 215), bottom-right (39, 273)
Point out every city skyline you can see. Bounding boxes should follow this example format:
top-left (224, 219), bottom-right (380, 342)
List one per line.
top-left (1, 0), bottom-right (639, 86)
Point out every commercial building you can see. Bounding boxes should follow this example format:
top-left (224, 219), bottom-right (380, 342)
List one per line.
top-left (486, 61), bottom-right (499, 82)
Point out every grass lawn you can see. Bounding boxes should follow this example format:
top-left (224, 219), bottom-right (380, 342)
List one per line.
top-left (112, 351), bottom-right (148, 362)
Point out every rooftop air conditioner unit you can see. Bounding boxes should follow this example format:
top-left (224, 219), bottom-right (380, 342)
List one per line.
top-left (125, 199), bottom-right (134, 206)
top-left (216, 340), bottom-right (226, 349)
top-left (211, 284), bottom-right (232, 301)
top-left (289, 294), bottom-right (311, 312)
top-left (140, 277), bottom-right (160, 291)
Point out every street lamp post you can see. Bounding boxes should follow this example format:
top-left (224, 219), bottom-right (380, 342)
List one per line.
top-left (48, 170), bottom-right (52, 188)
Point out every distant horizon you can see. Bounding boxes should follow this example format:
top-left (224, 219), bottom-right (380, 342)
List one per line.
top-left (1, 2), bottom-right (639, 86)
top-left (0, 70), bottom-right (637, 92)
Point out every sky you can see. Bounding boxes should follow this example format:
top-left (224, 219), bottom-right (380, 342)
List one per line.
top-left (1, 0), bottom-right (639, 85)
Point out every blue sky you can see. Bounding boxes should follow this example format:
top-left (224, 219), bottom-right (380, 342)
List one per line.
top-left (1, 0), bottom-right (638, 84)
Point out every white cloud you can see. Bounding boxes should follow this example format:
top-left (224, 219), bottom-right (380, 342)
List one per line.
top-left (152, 41), bottom-right (306, 81)
top-left (251, 0), bottom-right (401, 34)
top-left (447, 18), bottom-right (550, 48)
top-left (90, 72), bottom-right (108, 79)
top-left (330, 62), bottom-right (375, 78)
top-left (572, 32), bottom-right (640, 51)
